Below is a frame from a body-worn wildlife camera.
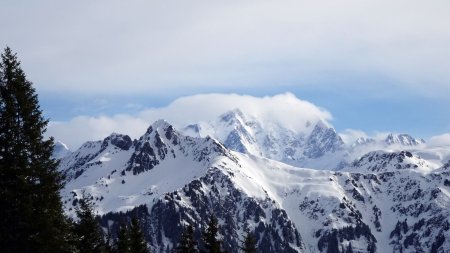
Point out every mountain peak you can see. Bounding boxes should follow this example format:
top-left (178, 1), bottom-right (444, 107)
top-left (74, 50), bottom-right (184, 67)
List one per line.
top-left (219, 108), bottom-right (246, 124)
top-left (102, 133), bottom-right (133, 151)
top-left (385, 133), bottom-right (425, 146)
top-left (352, 137), bottom-right (376, 147)
top-left (303, 121), bottom-right (344, 159)
top-left (149, 119), bottom-right (172, 130)
top-left (313, 119), bottom-right (329, 130)
top-left (347, 150), bottom-right (433, 172)
top-left (144, 119), bottom-right (175, 136)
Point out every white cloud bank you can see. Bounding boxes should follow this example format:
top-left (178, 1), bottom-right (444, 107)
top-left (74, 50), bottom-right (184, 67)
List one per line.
top-left (47, 92), bottom-right (450, 151)
top-left (47, 93), bottom-right (332, 149)
top-left (339, 129), bottom-right (369, 144)
top-left (1, 0), bottom-right (450, 97)
top-left (428, 134), bottom-right (450, 147)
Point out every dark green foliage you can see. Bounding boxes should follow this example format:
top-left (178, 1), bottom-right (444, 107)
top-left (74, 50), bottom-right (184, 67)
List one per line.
top-left (105, 231), bottom-right (115, 253)
top-left (0, 47), bottom-right (71, 253)
top-left (176, 224), bottom-right (198, 253)
top-left (128, 217), bottom-right (149, 253)
top-left (202, 215), bottom-right (222, 253)
top-left (240, 229), bottom-right (257, 253)
top-left (116, 223), bottom-right (130, 253)
top-left (345, 242), bottom-right (353, 253)
top-left (115, 218), bottom-right (149, 253)
top-left (326, 230), bottom-right (339, 253)
top-left (318, 222), bottom-right (376, 253)
top-left (74, 195), bottom-right (106, 253)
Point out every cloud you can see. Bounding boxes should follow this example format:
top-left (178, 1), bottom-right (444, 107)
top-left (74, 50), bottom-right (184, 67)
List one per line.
top-left (428, 133), bottom-right (450, 147)
top-left (1, 0), bottom-right (450, 97)
top-left (47, 115), bottom-right (149, 150)
top-left (46, 93), bottom-right (332, 149)
top-left (339, 129), bottom-right (369, 144)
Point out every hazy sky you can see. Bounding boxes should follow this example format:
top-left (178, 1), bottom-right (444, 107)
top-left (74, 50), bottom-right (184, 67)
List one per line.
top-left (1, 0), bottom-right (450, 148)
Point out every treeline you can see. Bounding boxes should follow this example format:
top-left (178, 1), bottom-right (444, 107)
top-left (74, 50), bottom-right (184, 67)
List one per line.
top-left (0, 47), bottom-right (258, 253)
top-left (72, 195), bottom-right (149, 253)
top-left (174, 215), bottom-right (257, 253)
top-left (76, 194), bottom-right (258, 253)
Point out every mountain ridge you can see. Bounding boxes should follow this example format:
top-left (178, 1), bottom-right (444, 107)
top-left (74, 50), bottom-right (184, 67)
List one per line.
top-left (59, 119), bottom-right (450, 252)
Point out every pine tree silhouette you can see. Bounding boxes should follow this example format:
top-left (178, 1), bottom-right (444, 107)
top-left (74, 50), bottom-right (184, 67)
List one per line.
top-left (176, 224), bottom-right (198, 253)
top-left (240, 229), bottom-right (257, 253)
top-left (0, 47), bottom-right (71, 253)
top-left (116, 223), bottom-right (130, 253)
top-left (74, 194), bottom-right (106, 253)
top-left (128, 217), bottom-right (150, 253)
top-left (202, 215), bottom-right (222, 253)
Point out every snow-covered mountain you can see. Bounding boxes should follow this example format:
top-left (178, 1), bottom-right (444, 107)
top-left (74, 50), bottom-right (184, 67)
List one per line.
top-left (385, 133), bottom-right (425, 147)
top-left (60, 120), bottom-right (450, 253)
top-left (181, 109), bottom-right (436, 172)
top-left (344, 150), bottom-right (435, 173)
top-left (182, 109), bottom-right (345, 169)
top-left (351, 134), bottom-right (425, 149)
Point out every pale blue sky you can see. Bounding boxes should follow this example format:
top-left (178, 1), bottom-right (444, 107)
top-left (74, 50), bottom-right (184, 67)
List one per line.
top-left (1, 0), bottom-right (450, 146)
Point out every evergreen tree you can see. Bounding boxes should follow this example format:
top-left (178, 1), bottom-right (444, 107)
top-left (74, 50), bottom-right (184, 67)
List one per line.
top-left (202, 215), bottom-right (222, 253)
top-left (105, 230), bottom-right (115, 253)
top-left (128, 217), bottom-right (149, 253)
top-left (74, 195), bottom-right (105, 253)
top-left (0, 47), bottom-right (71, 253)
top-left (326, 230), bottom-right (339, 253)
top-left (240, 229), bottom-right (257, 253)
top-left (176, 224), bottom-right (198, 253)
top-left (116, 223), bottom-right (130, 253)
top-left (346, 242), bottom-right (354, 253)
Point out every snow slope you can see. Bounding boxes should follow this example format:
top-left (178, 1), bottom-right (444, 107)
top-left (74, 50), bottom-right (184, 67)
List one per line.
top-left (231, 153), bottom-right (450, 252)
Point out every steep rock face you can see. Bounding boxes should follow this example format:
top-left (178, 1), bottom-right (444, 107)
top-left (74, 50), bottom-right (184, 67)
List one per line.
top-left (58, 133), bottom-right (134, 181)
top-left (372, 171), bottom-right (450, 253)
top-left (59, 120), bottom-right (232, 182)
top-left (385, 134), bottom-right (425, 147)
top-left (290, 168), bottom-right (450, 253)
top-left (126, 120), bottom-right (231, 175)
top-left (58, 140), bottom-right (104, 181)
top-left (346, 150), bottom-right (434, 173)
top-left (223, 126), bottom-right (256, 154)
top-left (303, 121), bottom-right (344, 159)
top-left (102, 133), bottom-right (133, 151)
